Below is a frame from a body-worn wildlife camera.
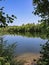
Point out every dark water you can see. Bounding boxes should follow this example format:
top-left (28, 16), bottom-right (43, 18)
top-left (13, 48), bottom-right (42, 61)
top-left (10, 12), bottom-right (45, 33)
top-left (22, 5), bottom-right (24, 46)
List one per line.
top-left (0, 32), bottom-right (48, 55)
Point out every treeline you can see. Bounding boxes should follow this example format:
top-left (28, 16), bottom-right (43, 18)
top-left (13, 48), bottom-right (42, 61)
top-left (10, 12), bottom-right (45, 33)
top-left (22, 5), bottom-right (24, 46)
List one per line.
top-left (0, 22), bottom-right (49, 33)
top-left (7, 22), bottom-right (49, 33)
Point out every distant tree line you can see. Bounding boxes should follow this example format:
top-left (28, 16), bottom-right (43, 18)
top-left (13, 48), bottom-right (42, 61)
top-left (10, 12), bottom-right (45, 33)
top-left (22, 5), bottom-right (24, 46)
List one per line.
top-left (3, 22), bottom-right (49, 33)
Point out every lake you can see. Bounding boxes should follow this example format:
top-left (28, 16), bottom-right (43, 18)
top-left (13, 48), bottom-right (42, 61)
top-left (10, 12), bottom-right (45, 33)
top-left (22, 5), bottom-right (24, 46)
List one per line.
top-left (0, 32), bottom-right (48, 55)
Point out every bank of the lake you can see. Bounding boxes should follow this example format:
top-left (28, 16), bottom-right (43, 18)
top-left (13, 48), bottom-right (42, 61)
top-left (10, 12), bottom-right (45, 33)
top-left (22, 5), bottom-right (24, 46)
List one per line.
top-left (14, 53), bottom-right (40, 65)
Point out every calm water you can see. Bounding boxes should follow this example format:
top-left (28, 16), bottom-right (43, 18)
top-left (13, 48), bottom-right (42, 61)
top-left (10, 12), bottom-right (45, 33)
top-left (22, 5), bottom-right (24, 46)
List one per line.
top-left (0, 32), bottom-right (48, 55)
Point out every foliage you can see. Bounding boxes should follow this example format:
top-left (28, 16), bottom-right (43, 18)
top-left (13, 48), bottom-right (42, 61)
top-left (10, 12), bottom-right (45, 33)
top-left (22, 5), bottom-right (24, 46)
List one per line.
top-left (33, 0), bottom-right (49, 25)
top-left (0, 7), bottom-right (17, 26)
top-left (0, 0), bottom-right (17, 27)
top-left (37, 40), bottom-right (49, 65)
top-left (1, 23), bottom-right (48, 33)
top-left (33, 1), bottom-right (49, 64)
top-left (0, 37), bottom-right (16, 65)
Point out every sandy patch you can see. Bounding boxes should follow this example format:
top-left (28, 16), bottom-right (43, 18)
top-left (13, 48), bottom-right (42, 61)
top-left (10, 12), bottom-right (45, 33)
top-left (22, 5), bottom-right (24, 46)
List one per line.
top-left (15, 53), bottom-right (40, 65)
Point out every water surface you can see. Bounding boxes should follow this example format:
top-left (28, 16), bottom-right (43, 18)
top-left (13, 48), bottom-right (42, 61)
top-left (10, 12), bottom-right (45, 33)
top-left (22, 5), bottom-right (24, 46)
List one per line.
top-left (0, 32), bottom-right (48, 55)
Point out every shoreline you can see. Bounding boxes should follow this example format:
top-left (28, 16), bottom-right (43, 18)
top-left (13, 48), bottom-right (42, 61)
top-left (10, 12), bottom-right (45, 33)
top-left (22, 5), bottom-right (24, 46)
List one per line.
top-left (15, 53), bottom-right (40, 65)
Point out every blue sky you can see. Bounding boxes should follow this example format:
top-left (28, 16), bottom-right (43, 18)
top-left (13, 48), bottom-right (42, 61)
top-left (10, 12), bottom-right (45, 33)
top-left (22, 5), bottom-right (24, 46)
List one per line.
top-left (0, 0), bottom-right (41, 26)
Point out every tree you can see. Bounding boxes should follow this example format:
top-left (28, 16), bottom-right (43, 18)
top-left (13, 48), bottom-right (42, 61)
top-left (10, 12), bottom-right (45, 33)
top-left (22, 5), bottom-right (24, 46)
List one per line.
top-left (0, 1), bottom-right (17, 26)
top-left (37, 40), bottom-right (49, 65)
top-left (0, 7), bottom-right (17, 26)
top-left (33, 1), bottom-right (49, 65)
top-left (33, 0), bottom-right (49, 25)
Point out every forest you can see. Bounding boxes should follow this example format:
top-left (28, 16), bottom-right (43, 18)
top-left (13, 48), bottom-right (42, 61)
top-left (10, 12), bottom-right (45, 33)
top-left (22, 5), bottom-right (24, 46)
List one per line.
top-left (0, 21), bottom-right (49, 34)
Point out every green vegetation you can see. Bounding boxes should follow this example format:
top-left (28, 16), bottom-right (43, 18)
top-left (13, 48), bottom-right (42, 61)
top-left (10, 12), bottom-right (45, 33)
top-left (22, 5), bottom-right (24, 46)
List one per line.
top-left (0, 35), bottom-right (27, 65)
top-left (0, 1), bottom-right (16, 27)
top-left (0, 22), bottom-right (49, 40)
top-left (37, 40), bottom-right (49, 65)
top-left (0, 37), bottom-right (16, 65)
top-left (0, 7), bottom-right (16, 26)
top-left (0, 22), bottom-right (49, 34)
top-left (33, 0), bottom-right (49, 24)
top-left (33, 0), bottom-right (49, 65)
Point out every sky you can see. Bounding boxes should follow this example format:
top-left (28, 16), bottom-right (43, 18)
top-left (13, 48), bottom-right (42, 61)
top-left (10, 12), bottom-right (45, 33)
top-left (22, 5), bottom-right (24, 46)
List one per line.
top-left (0, 0), bottom-right (41, 26)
